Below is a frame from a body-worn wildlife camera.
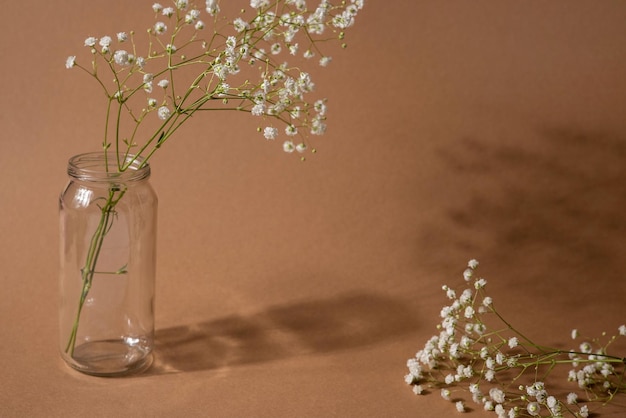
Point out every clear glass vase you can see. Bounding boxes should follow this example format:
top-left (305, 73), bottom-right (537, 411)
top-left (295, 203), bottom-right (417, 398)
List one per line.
top-left (59, 152), bottom-right (158, 376)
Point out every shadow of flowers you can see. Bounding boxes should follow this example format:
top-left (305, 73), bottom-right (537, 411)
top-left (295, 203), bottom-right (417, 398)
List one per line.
top-left (146, 292), bottom-right (419, 375)
top-left (423, 126), bottom-right (626, 300)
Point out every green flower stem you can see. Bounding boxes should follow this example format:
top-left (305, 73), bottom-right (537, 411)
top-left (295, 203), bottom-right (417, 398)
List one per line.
top-left (64, 186), bottom-right (127, 357)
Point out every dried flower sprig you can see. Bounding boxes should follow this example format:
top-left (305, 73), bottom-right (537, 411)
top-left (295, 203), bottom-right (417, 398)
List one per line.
top-left (66, 0), bottom-right (365, 167)
top-left (405, 260), bottom-right (626, 417)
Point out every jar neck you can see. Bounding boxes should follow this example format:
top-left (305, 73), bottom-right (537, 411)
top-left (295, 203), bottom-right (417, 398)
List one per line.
top-left (68, 152), bottom-right (150, 183)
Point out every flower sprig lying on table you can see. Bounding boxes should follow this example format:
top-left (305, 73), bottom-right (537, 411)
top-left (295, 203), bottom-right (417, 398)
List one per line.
top-left (66, 0), bottom-right (365, 166)
top-left (405, 260), bottom-right (626, 417)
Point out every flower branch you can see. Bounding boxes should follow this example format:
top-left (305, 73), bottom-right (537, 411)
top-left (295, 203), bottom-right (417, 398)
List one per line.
top-left (66, 0), bottom-right (365, 168)
top-left (405, 260), bottom-right (625, 417)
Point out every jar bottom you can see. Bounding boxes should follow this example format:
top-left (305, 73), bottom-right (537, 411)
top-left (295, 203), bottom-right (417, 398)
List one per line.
top-left (64, 339), bottom-right (153, 377)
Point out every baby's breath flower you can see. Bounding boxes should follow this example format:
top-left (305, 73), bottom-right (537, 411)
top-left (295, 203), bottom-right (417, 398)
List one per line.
top-left (547, 396), bottom-right (560, 415)
top-left (283, 140), bottom-right (295, 152)
top-left (440, 305), bottom-right (453, 319)
top-left (455, 401), bottom-right (466, 413)
top-left (571, 329), bottom-right (579, 340)
top-left (404, 373), bottom-right (414, 385)
top-left (441, 388), bottom-right (451, 401)
top-left (484, 400), bottom-right (494, 411)
top-left (65, 56), bottom-right (76, 69)
top-left (494, 404), bottom-right (506, 418)
top-left (233, 17), bottom-right (249, 32)
top-left (489, 387), bottom-right (506, 404)
top-left (176, 0), bottom-right (188, 10)
top-left (205, 0), bottom-right (219, 15)
top-left (84, 36), bottom-right (97, 47)
top-left (508, 337), bottom-right (518, 349)
top-left (469, 384), bottom-right (482, 403)
top-left (313, 99), bottom-right (327, 115)
top-left (345, 4), bottom-right (359, 16)
top-left (479, 346), bottom-right (489, 359)
top-left (251, 103), bottom-right (265, 116)
top-left (215, 82), bottom-right (229, 96)
top-left (310, 118), bottom-right (326, 135)
top-left (407, 358), bottom-right (422, 379)
top-left (195, 20), bottom-right (205, 30)
top-left (459, 288), bottom-right (472, 304)
top-left (332, 12), bottom-right (354, 29)
top-left (147, 98), bottom-right (157, 107)
top-left (285, 125), bottom-right (297, 136)
top-left (319, 56), bottom-right (332, 67)
top-left (152, 3), bottom-right (163, 13)
top-left (578, 404), bottom-right (589, 418)
top-left (263, 126), bottom-right (278, 140)
top-left (185, 9), bottom-right (200, 23)
top-left (162, 7), bottom-right (175, 17)
top-left (619, 324), bottom-right (626, 336)
top-left (526, 382), bottom-right (542, 397)
top-left (116, 32), bottom-right (128, 42)
top-left (250, 0), bottom-right (270, 9)
top-left (412, 385), bottom-right (423, 395)
top-left (460, 335), bottom-right (473, 349)
top-left (506, 356), bottom-right (518, 367)
top-left (566, 392), bottom-right (578, 405)
top-left (157, 79), bottom-right (169, 89)
top-left (157, 106), bottom-right (171, 120)
top-left (99, 36), bottom-right (112, 48)
top-left (271, 43), bottom-right (282, 55)
top-left (473, 323), bottom-right (486, 334)
top-left (113, 50), bottom-right (131, 66)
top-left (526, 402), bottom-right (540, 416)
top-left (154, 21), bottom-right (167, 34)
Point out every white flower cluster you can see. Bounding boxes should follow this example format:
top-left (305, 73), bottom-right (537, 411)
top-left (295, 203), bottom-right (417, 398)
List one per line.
top-left (405, 260), bottom-right (626, 417)
top-left (65, 0), bottom-right (365, 166)
top-left (566, 332), bottom-right (625, 400)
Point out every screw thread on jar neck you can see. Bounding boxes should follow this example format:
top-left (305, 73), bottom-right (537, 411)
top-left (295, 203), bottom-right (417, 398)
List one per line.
top-left (67, 152), bottom-right (150, 183)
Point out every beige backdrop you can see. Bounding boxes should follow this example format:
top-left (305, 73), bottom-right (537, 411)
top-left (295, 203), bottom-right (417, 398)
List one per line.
top-left (1, 0), bottom-right (625, 416)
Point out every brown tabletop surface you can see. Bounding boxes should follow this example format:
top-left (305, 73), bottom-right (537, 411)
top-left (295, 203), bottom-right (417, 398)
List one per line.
top-left (1, 1), bottom-right (625, 416)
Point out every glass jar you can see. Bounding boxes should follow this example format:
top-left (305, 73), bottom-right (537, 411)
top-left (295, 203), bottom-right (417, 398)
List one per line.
top-left (59, 152), bottom-right (158, 376)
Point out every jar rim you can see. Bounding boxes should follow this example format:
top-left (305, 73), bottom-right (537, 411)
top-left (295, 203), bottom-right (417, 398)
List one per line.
top-left (68, 152), bottom-right (150, 182)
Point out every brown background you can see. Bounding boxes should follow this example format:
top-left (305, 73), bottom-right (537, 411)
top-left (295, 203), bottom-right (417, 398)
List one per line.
top-left (1, 0), bottom-right (625, 416)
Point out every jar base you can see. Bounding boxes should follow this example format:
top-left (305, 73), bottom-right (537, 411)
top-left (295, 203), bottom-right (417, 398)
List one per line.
top-left (64, 339), bottom-right (153, 377)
